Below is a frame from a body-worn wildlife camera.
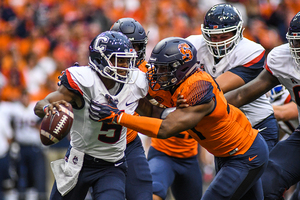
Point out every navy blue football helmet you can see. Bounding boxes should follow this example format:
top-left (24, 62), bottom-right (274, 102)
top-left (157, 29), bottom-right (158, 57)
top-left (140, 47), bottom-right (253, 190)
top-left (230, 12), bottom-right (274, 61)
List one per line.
top-left (89, 31), bottom-right (137, 83)
top-left (147, 37), bottom-right (198, 91)
top-left (110, 18), bottom-right (148, 65)
top-left (286, 11), bottom-right (300, 66)
top-left (201, 3), bottom-right (243, 58)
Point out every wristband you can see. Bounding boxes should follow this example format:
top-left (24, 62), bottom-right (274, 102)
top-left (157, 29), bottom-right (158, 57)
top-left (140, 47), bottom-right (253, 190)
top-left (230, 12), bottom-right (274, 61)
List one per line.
top-left (43, 104), bottom-right (50, 113)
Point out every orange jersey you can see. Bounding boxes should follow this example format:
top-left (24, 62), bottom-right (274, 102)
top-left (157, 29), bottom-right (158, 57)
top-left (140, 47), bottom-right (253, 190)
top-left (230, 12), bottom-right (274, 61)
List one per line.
top-left (137, 60), bottom-right (199, 158)
top-left (153, 70), bottom-right (258, 157)
top-left (148, 74), bottom-right (199, 158)
top-left (138, 60), bottom-right (148, 73)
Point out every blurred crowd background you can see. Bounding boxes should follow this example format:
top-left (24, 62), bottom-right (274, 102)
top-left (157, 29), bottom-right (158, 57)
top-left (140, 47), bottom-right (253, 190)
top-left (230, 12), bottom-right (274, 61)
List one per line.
top-left (0, 0), bottom-right (299, 102)
top-left (0, 0), bottom-right (299, 199)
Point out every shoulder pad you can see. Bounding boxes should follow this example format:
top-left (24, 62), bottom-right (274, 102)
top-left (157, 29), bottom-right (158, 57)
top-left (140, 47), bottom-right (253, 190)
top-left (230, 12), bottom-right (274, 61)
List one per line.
top-left (67, 66), bottom-right (95, 88)
top-left (132, 69), bottom-right (149, 97)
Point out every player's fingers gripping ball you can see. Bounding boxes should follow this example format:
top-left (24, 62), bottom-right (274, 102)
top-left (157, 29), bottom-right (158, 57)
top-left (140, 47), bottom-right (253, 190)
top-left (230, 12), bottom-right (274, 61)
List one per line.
top-left (89, 94), bottom-right (124, 124)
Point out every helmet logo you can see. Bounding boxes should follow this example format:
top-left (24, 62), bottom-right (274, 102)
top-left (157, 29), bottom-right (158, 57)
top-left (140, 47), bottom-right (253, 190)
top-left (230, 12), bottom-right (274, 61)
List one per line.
top-left (178, 43), bottom-right (193, 62)
top-left (94, 35), bottom-right (109, 52)
top-left (213, 25), bottom-right (219, 29)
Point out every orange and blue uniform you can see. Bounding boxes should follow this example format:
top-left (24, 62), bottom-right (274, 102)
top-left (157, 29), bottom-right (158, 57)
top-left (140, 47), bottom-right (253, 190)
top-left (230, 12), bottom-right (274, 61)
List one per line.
top-left (139, 60), bottom-right (202, 199)
top-left (119, 70), bottom-right (269, 199)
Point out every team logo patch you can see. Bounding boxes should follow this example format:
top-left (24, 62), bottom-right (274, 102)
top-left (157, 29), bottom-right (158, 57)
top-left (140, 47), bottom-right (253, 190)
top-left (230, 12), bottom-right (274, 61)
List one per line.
top-left (73, 156), bottom-right (78, 165)
top-left (178, 43), bottom-right (193, 62)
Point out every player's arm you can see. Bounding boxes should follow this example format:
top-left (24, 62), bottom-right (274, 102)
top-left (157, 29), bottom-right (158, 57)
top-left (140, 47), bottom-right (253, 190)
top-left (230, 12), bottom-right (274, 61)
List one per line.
top-left (215, 71), bottom-right (245, 93)
top-left (34, 85), bottom-right (80, 118)
top-left (135, 97), bottom-right (165, 119)
top-left (89, 94), bottom-right (214, 138)
top-left (273, 102), bottom-right (298, 121)
top-left (127, 100), bottom-right (214, 138)
top-left (217, 49), bottom-right (266, 93)
top-left (225, 69), bottom-right (280, 107)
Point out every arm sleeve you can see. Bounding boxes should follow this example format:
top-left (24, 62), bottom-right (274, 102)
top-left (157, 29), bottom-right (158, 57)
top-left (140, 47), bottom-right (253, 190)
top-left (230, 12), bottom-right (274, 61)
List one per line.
top-left (118, 113), bottom-right (162, 138)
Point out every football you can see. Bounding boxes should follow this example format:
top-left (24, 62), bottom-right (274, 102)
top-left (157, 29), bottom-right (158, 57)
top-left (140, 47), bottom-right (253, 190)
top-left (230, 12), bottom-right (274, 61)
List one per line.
top-left (40, 104), bottom-right (74, 146)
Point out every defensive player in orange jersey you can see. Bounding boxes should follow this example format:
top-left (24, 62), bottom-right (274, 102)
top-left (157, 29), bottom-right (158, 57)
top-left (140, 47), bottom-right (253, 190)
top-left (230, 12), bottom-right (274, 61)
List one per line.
top-left (110, 18), bottom-right (152, 200)
top-left (89, 37), bottom-right (269, 200)
top-left (111, 18), bottom-right (203, 200)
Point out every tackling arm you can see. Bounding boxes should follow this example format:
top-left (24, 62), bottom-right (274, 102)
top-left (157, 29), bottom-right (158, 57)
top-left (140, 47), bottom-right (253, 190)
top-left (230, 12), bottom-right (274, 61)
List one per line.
top-left (135, 97), bottom-right (164, 118)
top-left (118, 99), bottom-right (215, 138)
top-left (225, 69), bottom-right (280, 107)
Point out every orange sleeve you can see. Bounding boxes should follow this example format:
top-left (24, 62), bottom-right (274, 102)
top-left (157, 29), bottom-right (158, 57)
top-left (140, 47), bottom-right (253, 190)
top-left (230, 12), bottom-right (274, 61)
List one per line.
top-left (118, 113), bottom-right (162, 138)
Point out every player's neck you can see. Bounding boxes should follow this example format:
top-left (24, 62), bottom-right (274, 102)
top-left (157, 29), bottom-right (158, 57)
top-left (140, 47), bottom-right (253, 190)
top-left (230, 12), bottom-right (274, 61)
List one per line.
top-left (100, 75), bottom-right (116, 90)
top-left (214, 56), bottom-right (222, 64)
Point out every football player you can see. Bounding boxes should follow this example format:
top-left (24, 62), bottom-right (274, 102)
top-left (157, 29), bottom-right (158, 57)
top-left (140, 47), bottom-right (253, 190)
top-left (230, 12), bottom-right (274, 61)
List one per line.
top-left (0, 102), bottom-right (14, 200)
top-left (186, 3), bottom-right (279, 152)
top-left (89, 37), bottom-right (269, 199)
top-left (111, 18), bottom-right (203, 200)
top-left (224, 11), bottom-right (300, 200)
top-left (11, 90), bottom-right (47, 199)
top-left (110, 18), bottom-right (152, 200)
top-left (34, 31), bottom-right (149, 200)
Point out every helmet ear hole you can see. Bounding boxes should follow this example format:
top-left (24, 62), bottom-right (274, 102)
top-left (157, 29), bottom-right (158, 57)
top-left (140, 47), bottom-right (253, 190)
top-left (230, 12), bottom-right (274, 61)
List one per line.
top-left (95, 58), bottom-right (101, 65)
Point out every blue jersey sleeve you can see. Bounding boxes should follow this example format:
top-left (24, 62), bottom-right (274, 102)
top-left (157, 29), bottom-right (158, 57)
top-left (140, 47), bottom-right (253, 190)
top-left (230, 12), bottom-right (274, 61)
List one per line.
top-left (229, 51), bottom-right (265, 83)
top-left (229, 65), bottom-right (263, 83)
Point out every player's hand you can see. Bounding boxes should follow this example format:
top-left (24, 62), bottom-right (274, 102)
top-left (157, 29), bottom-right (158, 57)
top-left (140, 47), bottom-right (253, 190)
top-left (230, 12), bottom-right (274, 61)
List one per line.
top-left (176, 92), bottom-right (189, 108)
top-left (89, 94), bottom-right (124, 124)
top-left (44, 100), bottom-right (70, 116)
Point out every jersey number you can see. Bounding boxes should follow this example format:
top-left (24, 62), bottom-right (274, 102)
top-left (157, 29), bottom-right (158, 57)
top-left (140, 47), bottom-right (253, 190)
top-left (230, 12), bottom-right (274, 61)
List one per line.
top-left (98, 123), bottom-right (122, 144)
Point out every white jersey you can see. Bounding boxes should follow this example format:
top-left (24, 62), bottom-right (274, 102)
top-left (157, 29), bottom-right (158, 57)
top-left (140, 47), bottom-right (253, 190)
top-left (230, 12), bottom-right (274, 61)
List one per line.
top-left (0, 102), bottom-right (13, 158)
top-left (10, 101), bottom-right (41, 146)
top-left (269, 88), bottom-right (299, 135)
top-left (187, 35), bottom-right (274, 126)
top-left (266, 43), bottom-right (300, 123)
top-left (63, 66), bottom-right (148, 162)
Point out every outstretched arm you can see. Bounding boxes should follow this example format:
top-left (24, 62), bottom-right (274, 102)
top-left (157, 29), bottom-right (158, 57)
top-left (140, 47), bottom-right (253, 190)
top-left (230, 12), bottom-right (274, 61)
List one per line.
top-left (225, 69), bottom-right (280, 107)
top-left (120, 100), bottom-right (214, 138)
top-left (89, 94), bottom-right (215, 139)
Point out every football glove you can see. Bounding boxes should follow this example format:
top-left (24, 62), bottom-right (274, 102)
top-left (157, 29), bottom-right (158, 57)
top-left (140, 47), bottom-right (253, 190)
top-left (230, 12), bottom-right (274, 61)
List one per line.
top-left (89, 94), bottom-right (124, 124)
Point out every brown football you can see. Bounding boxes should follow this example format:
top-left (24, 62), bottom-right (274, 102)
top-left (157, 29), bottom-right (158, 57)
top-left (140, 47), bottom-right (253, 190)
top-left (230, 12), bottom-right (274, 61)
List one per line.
top-left (40, 104), bottom-right (74, 146)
